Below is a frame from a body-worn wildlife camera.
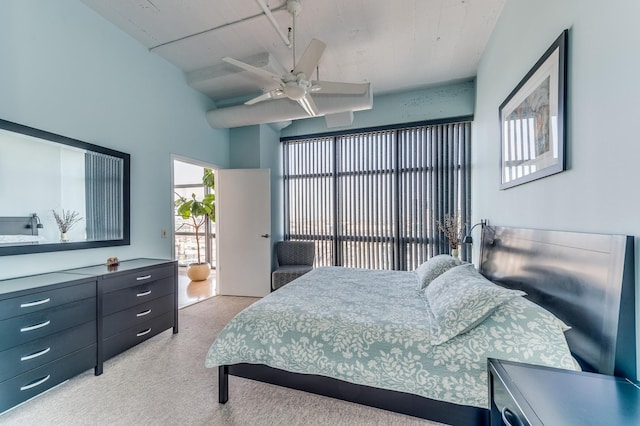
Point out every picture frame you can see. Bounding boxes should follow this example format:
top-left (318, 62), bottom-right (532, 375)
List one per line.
top-left (499, 30), bottom-right (568, 189)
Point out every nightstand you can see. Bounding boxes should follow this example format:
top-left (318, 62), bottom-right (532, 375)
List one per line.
top-left (488, 358), bottom-right (640, 426)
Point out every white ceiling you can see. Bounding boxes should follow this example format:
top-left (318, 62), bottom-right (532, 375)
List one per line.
top-left (81, 0), bottom-right (505, 106)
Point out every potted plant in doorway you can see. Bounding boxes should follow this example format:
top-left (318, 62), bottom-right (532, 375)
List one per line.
top-left (175, 168), bottom-right (215, 281)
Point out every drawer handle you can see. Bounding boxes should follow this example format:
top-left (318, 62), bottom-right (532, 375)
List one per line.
top-left (136, 290), bottom-right (152, 297)
top-left (136, 328), bottom-right (152, 337)
top-left (20, 298), bottom-right (51, 308)
top-left (20, 320), bottom-right (51, 332)
top-left (136, 275), bottom-right (152, 281)
top-left (136, 309), bottom-right (152, 317)
top-left (21, 347), bottom-right (51, 361)
top-left (20, 374), bottom-right (51, 391)
top-left (501, 407), bottom-right (524, 426)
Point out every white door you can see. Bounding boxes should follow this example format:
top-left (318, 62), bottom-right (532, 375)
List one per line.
top-left (217, 169), bottom-right (271, 297)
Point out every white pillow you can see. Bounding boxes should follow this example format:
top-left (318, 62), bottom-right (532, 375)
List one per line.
top-left (414, 254), bottom-right (463, 290)
top-left (426, 263), bottom-right (525, 345)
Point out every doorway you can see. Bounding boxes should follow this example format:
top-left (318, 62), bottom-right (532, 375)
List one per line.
top-left (172, 157), bottom-right (217, 308)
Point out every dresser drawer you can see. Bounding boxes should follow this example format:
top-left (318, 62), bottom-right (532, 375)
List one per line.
top-left (103, 311), bottom-right (174, 360)
top-left (102, 277), bottom-right (174, 316)
top-left (490, 366), bottom-right (532, 426)
top-left (0, 298), bottom-right (96, 352)
top-left (100, 264), bottom-right (175, 294)
top-left (0, 281), bottom-right (95, 321)
top-left (103, 294), bottom-right (174, 338)
top-left (0, 345), bottom-right (96, 414)
top-left (0, 321), bottom-right (96, 382)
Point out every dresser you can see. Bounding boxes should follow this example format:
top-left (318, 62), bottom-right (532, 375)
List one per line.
top-left (0, 272), bottom-right (97, 414)
top-left (0, 258), bottom-right (178, 414)
top-left (488, 358), bottom-right (640, 426)
top-left (66, 258), bottom-right (178, 374)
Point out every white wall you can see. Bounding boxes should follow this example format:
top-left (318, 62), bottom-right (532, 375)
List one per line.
top-left (0, 0), bottom-right (230, 279)
top-left (0, 133), bottom-right (61, 228)
top-left (474, 0), bottom-right (640, 378)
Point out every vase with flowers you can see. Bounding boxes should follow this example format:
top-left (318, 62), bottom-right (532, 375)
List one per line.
top-left (52, 209), bottom-right (82, 242)
top-left (435, 214), bottom-right (464, 258)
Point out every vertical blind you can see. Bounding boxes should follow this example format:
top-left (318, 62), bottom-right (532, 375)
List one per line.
top-left (85, 152), bottom-right (124, 241)
top-left (283, 120), bottom-right (471, 270)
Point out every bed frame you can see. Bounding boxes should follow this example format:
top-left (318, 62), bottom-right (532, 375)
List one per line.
top-left (0, 216), bottom-right (39, 236)
top-left (218, 226), bottom-right (636, 425)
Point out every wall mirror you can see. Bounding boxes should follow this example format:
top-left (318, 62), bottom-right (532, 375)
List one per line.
top-left (0, 118), bottom-right (130, 256)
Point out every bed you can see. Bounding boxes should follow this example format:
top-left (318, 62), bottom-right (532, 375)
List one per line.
top-left (206, 226), bottom-right (636, 425)
top-left (0, 216), bottom-right (44, 245)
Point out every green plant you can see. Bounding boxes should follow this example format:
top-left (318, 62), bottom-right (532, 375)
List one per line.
top-left (174, 168), bottom-right (215, 265)
top-left (52, 209), bottom-right (82, 233)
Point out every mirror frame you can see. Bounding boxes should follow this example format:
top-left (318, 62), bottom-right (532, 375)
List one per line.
top-left (0, 118), bottom-right (130, 256)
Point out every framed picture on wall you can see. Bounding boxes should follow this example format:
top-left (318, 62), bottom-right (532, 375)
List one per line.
top-left (499, 30), bottom-right (568, 189)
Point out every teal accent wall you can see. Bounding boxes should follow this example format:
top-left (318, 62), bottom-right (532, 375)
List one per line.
top-left (281, 80), bottom-right (475, 137)
top-left (229, 126), bottom-right (261, 168)
top-left (0, 0), bottom-right (230, 279)
top-left (474, 0), bottom-right (640, 379)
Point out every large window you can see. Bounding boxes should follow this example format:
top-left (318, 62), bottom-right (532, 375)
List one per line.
top-left (283, 119), bottom-right (471, 270)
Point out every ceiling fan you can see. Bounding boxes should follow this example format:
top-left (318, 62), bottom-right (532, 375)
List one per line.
top-left (221, 0), bottom-right (369, 118)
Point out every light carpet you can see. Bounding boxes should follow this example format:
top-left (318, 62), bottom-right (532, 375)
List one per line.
top-left (1, 296), bottom-right (443, 425)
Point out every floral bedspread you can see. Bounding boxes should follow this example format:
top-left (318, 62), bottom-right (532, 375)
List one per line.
top-left (205, 266), bottom-right (578, 408)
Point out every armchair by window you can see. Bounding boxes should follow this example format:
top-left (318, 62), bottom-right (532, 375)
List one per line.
top-left (271, 241), bottom-right (315, 290)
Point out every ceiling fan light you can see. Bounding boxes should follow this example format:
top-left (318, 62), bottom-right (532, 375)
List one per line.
top-left (284, 83), bottom-right (306, 100)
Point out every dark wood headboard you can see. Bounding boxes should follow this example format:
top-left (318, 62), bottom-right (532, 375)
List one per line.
top-left (0, 216), bottom-right (38, 235)
top-left (479, 226), bottom-right (636, 380)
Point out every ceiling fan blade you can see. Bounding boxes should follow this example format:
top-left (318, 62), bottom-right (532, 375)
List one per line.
top-left (311, 81), bottom-right (370, 95)
top-left (244, 90), bottom-right (285, 105)
top-left (293, 39), bottom-right (326, 78)
top-left (244, 92), bottom-right (273, 106)
top-left (222, 56), bottom-right (282, 82)
top-left (297, 94), bottom-right (319, 117)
